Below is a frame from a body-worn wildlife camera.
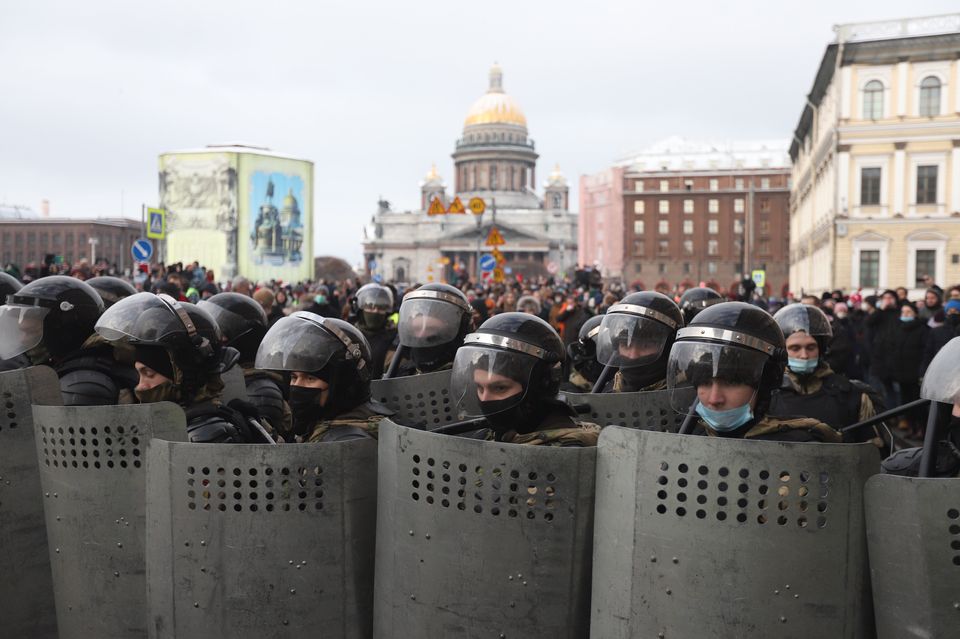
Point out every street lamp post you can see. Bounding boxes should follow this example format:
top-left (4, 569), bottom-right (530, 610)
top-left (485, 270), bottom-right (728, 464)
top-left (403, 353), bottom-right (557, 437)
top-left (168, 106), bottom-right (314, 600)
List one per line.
top-left (474, 210), bottom-right (484, 283)
top-left (88, 237), bottom-right (99, 265)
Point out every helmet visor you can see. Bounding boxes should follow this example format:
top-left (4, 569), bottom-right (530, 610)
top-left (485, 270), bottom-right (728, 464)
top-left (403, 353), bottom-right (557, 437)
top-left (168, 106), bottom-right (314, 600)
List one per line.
top-left (667, 341), bottom-right (769, 413)
top-left (920, 336), bottom-right (960, 404)
top-left (451, 345), bottom-right (537, 419)
top-left (398, 298), bottom-right (463, 348)
top-left (774, 305), bottom-right (832, 338)
top-left (0, 305), bottom-right (49, 359)
top-left (197, 300), bottom-right (250, 343)
top-left (94, 292), bottom-right (184, 344)
top-left (596, 314), bottom-right (673, 368)
top-left (357, 287), bottom-right (393, 313)
top-left (254, 314), bottom-right (338, 373)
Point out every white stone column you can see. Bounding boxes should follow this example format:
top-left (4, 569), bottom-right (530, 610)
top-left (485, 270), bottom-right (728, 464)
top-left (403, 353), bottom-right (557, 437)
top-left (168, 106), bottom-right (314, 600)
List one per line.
top-left (893, 147), bottom-right (906, 216)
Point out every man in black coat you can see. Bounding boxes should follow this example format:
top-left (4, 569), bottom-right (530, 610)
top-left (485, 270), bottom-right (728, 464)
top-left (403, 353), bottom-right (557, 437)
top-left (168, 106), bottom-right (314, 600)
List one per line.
top-left (921, 299), bottom-right (960, 374)
top-left (864, 289), bottom-right (901, 409)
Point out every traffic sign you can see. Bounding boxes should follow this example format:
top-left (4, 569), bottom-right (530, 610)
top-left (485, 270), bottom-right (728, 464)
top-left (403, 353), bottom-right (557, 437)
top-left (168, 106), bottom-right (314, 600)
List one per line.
top-left (479, 254), bottom-right (496, 272)
top-left (447, 197), bottom-right (466, 214)
top-left (468, 197), bottom-right (486, 215)
top-left (146, 208), bottom-right (166, 240)
top-left (546, 261), bottom-right (559, 275)
top-left (368, 260), bottom-right (377, 271)
top-left (492, 267), bottom-right (505, 283)
top-left (131, 238), bottom-right (153, 262)
top-left (751, 269), bottom-right (766, 288)
top-left (427, 197), bottom-right (446, 216)
top-left (485, 226), bottom-right (505, 247)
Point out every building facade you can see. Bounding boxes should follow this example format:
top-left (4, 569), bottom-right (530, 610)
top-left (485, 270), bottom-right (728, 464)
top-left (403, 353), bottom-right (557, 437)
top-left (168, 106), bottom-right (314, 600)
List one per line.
top-left (790, 14), bottom-right (960, 296)
top-left (578, 167), bottom-right (625, 278)
top-left (598, 138), bottom-right (791, 295)
top-left (362, 65), bottom-right (578, 284)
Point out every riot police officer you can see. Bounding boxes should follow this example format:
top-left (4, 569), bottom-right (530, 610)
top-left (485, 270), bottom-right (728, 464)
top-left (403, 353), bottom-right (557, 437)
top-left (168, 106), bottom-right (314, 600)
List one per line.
top-left (0, 275), bottom-right (139, 405)
top-left (86, 276), bottom-right (137, 309)
top-left (596, 291), bottom-right (683, 392)
top-left (450, 312), bottom-right (600, 446)
top-left (199, 292), bottom-right (291, 435)
top-left (768, 303), bottom-right (884, 445)
top-left (95, 292), bottom-right (269, 443)
top-left (351, 283), bottom-right (398, 379)
top-left (667, 301), bottom-right (839, 441)
top-left (256, 311), bottom-right (391, 442)
top-left (561, 314), bottom-right (604, 393)
top-left (0, 271), bottom-right (25, 372)
top-left (678, 286), bottom-right (723, 325)
top-left (394, 283), bottom-right (473, 376)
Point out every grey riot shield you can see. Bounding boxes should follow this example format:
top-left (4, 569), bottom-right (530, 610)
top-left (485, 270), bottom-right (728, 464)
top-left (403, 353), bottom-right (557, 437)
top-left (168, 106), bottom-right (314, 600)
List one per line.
top-left (221, 363), bottom-right (248, 403)
top-left (370, 369), bottom-right (454, 429)
top-left (0, 366), bottom-right (62, 639)
top-left (146, 438), bottom-right (378, 639)
top-left (32, 402), bottom-right (188, 639)
top-left (866, 474), bottom-right (960, 639)
top-left (591, 427), bottom-right (879, 639)
top-left (373, 419), bottom-right (596, 638)
top-left (561, 388), bottom-right (684, 432)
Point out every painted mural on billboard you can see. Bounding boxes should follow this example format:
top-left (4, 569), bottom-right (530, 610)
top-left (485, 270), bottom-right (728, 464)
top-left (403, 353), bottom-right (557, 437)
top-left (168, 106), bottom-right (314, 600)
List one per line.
top-left (248, 172), bottom-right (305, 266)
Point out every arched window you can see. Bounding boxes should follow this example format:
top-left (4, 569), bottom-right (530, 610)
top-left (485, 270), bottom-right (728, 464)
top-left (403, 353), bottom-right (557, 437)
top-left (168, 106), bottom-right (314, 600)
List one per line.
top-left (863, 80), bottom-right (884, 119)
top-left (919, 76), bottom-right (941, 117)
top-left (552, 193), bottom-right (563, 209)
top-left (489, 164), bottom-right (498, 190)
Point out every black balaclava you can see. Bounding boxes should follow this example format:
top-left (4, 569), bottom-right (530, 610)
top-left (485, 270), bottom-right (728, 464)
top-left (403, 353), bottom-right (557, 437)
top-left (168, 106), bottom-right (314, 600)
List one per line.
top-left (618, 359), bottom-right (668, 392)
top-left (479, 360), bottom-right (563, 436)
top-left (411, 341), bottom-right (459, 372)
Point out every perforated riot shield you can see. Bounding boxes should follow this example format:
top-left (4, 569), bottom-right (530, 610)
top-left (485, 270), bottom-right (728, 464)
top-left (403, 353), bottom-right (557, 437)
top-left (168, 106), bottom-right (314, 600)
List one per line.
top-left (591, 427), bottom-right (879, 638)
top-left (561, 388), bottom-right (684, 432)
top-left (221, 364), bottom-right (248, 403)
top-left (374, 419), bottom-right (596, 638)
top-left (32, 402), bottom-right (188, 639)
top-left (370, 369), bottom-right (454, 429)
top-left (0, 366), bottom-right (62, 639)
top-left (866, 474), bottom-right (960, 639)
top-left (146, 438), bottom-right (378, 639)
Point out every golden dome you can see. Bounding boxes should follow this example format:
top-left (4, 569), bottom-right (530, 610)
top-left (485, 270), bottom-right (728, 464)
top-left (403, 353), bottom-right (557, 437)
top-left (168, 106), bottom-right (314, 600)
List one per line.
top-left (463, 64), bottom-right (527, 128)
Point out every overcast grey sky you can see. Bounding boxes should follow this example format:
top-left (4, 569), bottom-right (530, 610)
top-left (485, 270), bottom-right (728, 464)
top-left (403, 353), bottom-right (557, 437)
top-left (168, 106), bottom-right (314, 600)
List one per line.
top-left (2, 0), bottom-right (957, 266)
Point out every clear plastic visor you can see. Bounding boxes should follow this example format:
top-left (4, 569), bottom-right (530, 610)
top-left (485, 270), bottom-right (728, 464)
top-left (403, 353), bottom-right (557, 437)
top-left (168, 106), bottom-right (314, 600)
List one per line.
top-left (94, 292), bottom-right (184, 344)
top-left (596, 314), bottom-right (673, 368)
top-left (254, 315), bottom-right (338, 373)
top-left (357, 289), bottom-right (392, 313)
top-left (0, 305), bottom-right (49, 359)
top-left (450, 345), bottom-right (538, 419)
top-left (197, 301), bottom-right (250, 343)
top-left (666, 341), bottom-right (769, 413)
top-left (398, 299), bottom-right (462, 347)
top-left (920, 336), bottom-right (960, 404)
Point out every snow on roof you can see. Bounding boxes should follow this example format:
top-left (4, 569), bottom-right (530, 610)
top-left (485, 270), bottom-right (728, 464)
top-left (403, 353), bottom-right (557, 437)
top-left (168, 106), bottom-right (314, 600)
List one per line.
top-left (0, 204), bottom-right (39, 219)
top-left (617, 137), bottom-right (791, 172)
top-left (160, 143), bottom-right (313, 164)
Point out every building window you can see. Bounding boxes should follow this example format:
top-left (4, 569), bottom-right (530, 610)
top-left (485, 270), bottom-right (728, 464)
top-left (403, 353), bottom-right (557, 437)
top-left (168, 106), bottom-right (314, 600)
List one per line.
top-left (683, 199), bottom-right (694, 214)
top-left (708, 199), bottom-right (719, 213)
top-left (683, 262), bottom-right (691, 274)
top-left (659, 200), bottom-right (669, 214)
top-left (919, 76), bottom-right (941, 117)
top-left (860, 167), bottom-right (881, 205)
top-left (734, 219), bottom-right (743, 234)
top-left (708, 240), bottom-right (718, 255)
top-left (707, 262), bottom-right (717, 274)
top-left (634, 200), bottom-right (645, 214)
top-left (760, 178), bottom-right (770, 189)
top-left (634, 220), bottom-right (645, 235)
top-left (709, 179), bottom-right (719, 191)
top-left (658, 263), bottom-right (666, 274)
top-left (859, 250), bottom-right (880, 288)
top-left (658, 240), bottom-right (669, 255)
top-left (734, 198), bottom-right (744, 213)
top-left (635, 180), bottom-right (644, 192)
top-left (659, 220), bottom-right (669, 235)
top-left (683, 240), bottom-right (693, 255)
top-left (916, 165), bottom-right (938, 204)
top-left (759, 239), bottom-right (770, 255)
top-left (708, 220), bottom-right (719, 234)
top-left (759, 219), bottom-right (770, 234)
top-left (863, 80), bottom-right (884, 119)
top-left (735, 178), bottom-right (744, 190)
top-left (660, 180), bottom-right (669, 192)
top-left (684, 179), bottom-right (693, 191)
top-left (683, 220), bottom-right (693, 234)
top-left (634, 263), bottom-right (643, 274)
top-left (633, 240), bottom-right (645, 256)
top-left (489, 164), bottom-right (498, 190)
top-left (915, 249), bottom-right (936, 287)
top-left (761, 197), bottom-right (771, 212)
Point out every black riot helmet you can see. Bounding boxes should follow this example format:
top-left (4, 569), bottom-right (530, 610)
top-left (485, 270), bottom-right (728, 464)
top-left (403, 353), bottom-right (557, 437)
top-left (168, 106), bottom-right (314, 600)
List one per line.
top-left (199, 292), bottom-right (269, 363)
top-left (0, 271), bottom-right (22, 302)
top-left (0, 275), bottom-right (104, 362)
top-left (773, 303), bottom-right (833, 355)
top-left (256, 311), bottom-right (372, 417)
top-left (566, 314), bottom-right (604, 383)
top-left (398, 282), bottom-right (473, 372)
top-left (353, 283), bottom-right (394, 331)
top-left (86, 276), bottom-right (137, 309)
top-left (679, 287), bottom-right (723, 325)
top-left (451, 312), bottom-right (565, 434)
top-left (921, 336), bottom-right (960, 406)
top-left (667, 301), bottom-right (785, 416)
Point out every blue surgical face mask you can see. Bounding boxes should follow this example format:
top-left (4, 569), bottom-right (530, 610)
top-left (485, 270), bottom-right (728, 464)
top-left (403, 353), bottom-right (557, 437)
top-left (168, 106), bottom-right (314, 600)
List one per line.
top-left (900, 316), bottom-right (915, 323)
top-left (788, 357), bottom-right (818, 375)
top-left (695, 401), bottom-right (754, 432)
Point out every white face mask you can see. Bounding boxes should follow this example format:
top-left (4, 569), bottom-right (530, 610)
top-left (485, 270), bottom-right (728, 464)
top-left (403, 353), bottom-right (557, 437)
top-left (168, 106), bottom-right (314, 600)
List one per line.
top-left (836, 312), bottom-right (847, 319)
top-left (861, 302), bottom-right (871, 312)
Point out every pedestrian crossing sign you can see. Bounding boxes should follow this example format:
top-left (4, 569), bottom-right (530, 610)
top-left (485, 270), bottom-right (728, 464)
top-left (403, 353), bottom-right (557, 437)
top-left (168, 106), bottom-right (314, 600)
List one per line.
top-left (447, 197), bottom-right (466, 214)
top-left (427, 197), bottom-right (446, 216)
top-left (147, 208), bottom-right (166, 239)
top-left (485, 226), bottom-right (505, 246)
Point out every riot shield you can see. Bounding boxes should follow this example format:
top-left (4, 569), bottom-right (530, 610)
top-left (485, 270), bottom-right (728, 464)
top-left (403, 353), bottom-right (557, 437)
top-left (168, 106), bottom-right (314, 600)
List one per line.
top-left (866, 474), bottom-right (960, 639)
top-left (370, 369), bottom-right (454, 429)
top-left (373, 419), bottom-right (596, 638)
top-left (591, 427), bottom-right (879, 638)
top-left (561, 388), bottom-right (684, 431)
top-left (32, 402), bottom-right (188, 639)
top-left (146, 437), bottom-right (378, 639)
top-left (0, 366), bottom-right (62, 639)
top-left (221, 363), bottom-right (248, 403)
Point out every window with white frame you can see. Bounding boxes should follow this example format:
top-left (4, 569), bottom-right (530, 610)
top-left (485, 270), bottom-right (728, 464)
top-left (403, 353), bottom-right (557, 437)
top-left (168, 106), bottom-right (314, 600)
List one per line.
top-left (708, 199), bottom-right (719, 213)
top-left (918, 76), bottom-right (941, 117)
top-left (916, 166), bottom-right (938, 204)
top-left (906, 232), bottom-right (947, 287)
top-left (859, 250), bottom-right (880, 288)
top-left (914, 250), bottom-right (936, 287)
top-left (708, 219), bottom-right (719, 234)
top-left (860, 167), bottom-right (881, 205)
top-left (684, 179), bottom-right (693, 191)
top-left (760, 178), bottom-right (770, 189)
top-left (683, 199), bottom-right (694, 214)
top-left (683, 220), bottom-right (693, 234)
top-left (735, 178), bottom-right (744, 190)
top-left (659, 220), bottom-right (669, 235)
top-left (707, 262), bottom-right (717, 274)
top-left (683, 240), bottom-right (693, 255)
top-left (734, 219), bottom-right (743, 234)
top-left (634, 200), bottom-right (645, 214)
top-left (635, 180), bottom-right (644, 192)
top-left (707, 240), bottom-right (718, 255)
top-left (660, 180), bottom-right (669, 192)
top-left (633, 220), bottom-right (644, 235)
top-left (709, 179), bottom-right (719, 191)
top-left (863, 80), bottom-right (884, 119)
top-left (734, 198), bottom-right (744, 213)
top-left (659, 200), bottom-right (669, 214)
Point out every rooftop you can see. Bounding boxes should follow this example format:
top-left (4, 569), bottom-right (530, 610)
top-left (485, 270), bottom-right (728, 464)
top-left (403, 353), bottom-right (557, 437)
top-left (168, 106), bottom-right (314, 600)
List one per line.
top-left (618, 137), bottom-right (791, 172)
top-left (160, 143), bottom-right (313, 164)
top-left (834, 13), bottom-right (960, 44)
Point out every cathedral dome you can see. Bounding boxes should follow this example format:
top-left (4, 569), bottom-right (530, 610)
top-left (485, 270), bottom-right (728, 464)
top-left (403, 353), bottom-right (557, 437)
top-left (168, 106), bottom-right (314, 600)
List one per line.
top-left (463, 64), bottom-right (527, 129)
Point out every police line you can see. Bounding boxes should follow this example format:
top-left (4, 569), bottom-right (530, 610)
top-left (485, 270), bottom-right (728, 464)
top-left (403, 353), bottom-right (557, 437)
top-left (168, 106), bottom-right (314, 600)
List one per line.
top-left (0, 366), bottom-right (956, 639)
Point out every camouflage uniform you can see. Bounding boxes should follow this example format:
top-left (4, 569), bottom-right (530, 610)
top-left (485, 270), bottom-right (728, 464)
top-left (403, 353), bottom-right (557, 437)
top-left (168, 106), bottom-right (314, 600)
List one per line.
top-left (611, 371), bottom-right (666, 393)
top-left (695, 415), bottom-right (842, 443)
top-left (564, 369), bottom-right (593, 392)
top-left (482, 411), bottom-right (601, 447)
top-left (306, 403), bottom-right (389, 442)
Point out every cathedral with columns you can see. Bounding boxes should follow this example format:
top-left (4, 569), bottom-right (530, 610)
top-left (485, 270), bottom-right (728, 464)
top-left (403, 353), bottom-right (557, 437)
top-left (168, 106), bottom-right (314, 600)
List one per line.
top-left (362, 64), bottom-right (578, 284)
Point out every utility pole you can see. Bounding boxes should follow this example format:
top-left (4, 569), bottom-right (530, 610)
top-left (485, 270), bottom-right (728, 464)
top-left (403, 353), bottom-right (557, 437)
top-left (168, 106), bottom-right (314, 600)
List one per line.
top-left (745, 181), bottom-right (755, 278)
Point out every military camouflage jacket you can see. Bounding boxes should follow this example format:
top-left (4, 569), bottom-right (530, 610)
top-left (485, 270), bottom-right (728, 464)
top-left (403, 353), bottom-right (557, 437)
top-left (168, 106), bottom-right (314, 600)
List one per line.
top-left (484, 411), bottom-right (601, 447)
top-left (306, 402), bottom-right (389, 443)
top-left (611, 371), bottom-right (667, 393)
top-left (566, 369), bottom-right (593, 392)
top-left (697, 414), bottom-right (842, 443)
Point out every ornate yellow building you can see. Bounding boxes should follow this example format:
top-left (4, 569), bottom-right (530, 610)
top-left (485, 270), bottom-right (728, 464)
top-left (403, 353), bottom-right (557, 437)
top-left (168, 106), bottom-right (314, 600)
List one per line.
top-left (790, 14), bottom-right (960, 295)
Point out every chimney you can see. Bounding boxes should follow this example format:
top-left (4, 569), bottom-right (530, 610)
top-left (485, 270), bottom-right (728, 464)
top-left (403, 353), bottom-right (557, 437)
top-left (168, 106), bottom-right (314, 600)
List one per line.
top-left (41, 199), bottom-right (50, 217)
